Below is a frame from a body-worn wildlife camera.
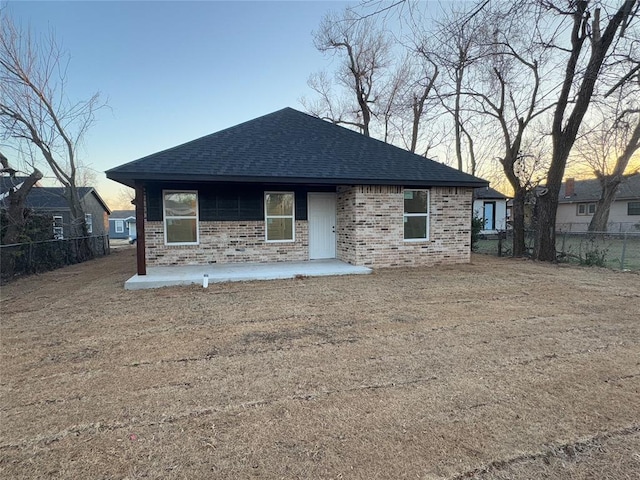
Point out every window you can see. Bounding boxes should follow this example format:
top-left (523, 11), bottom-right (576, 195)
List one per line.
top-left (265, 192), bottom-right (294, 242)
top-left (577, 203), bottom-right (596, 216)
top-left (404, 189), bottom-right (429, 240)
top-left (163, 191), bottom-right (198, 245)
top-left (85, 214), bottom-right (93, 234)
top-left (115, 220), bottom-right (124, 233)
top-left (53, 216), bottom-right (64, 239)
top-left (629, 201), bottom-right (640, 216)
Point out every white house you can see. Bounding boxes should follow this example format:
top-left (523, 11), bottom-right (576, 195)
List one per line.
top-left (556, 176), bottom-right (640, 233)
top-left (473, 187), bottom-right (509, 235)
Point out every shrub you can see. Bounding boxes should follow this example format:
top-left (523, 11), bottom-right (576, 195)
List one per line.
top-left (471, 216), bottom-right (484, 251)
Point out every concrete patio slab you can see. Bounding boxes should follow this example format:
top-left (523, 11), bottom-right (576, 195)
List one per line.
top-left (124, 259), bottom-right (372, 290)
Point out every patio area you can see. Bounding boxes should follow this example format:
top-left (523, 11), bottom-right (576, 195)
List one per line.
top-left (124, 259), bottom-right (372, 290)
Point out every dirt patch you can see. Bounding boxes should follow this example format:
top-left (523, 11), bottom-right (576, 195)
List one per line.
top-left (1, 249), bottom-right (639, 479)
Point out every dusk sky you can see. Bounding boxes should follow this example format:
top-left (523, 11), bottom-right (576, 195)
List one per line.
top-left (6, 0), bottom-right (369, 206)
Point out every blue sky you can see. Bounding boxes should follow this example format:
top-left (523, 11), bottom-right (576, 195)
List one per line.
top-left (6, 1), bottom-right (357, 205)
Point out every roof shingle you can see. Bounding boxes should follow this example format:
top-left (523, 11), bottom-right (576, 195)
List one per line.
top-left (106, 108), bottom-right (488, 188)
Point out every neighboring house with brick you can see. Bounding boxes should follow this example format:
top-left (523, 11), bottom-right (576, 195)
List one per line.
top-left (473, 187), bottom-right (509, 235)
top-left (0, 176), bottom-right (110, 239)
top-left (556, 175), bottom-right (640, 233)
top-left (106, 107), bottom-right (488, 275)
top-left (109, 210), bottom-right (137, 240)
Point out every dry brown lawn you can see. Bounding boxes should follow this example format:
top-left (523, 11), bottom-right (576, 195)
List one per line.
top-left (1, 248), bottom-right (639, 479)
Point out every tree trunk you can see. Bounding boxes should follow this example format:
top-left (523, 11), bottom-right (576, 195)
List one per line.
top-left (533, 187), bottom-right (560, 261)
top-left (2, 170), bottom-right (42, 245)
top-left (511, 187), bottom-right (527, 257)
top-left (589, 121), bottom-right (640, 232)
top-left (65, 185), bottom-right (92, 261)
top-left (588, 177), bottom-right (621, 232)
top-left (1, 169), bottom-right (42, 280)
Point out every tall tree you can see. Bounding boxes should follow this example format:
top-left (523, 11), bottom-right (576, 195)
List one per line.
top-left (304, 10), bottom-right (392, 137)
top-left (459, 3), bottom-right (556, 255)
top-left (0, 13), bottom-right (103, 244)
top-left (430, 7), bottom-right (484, 173)
top-left (533, 0), bottom-right (638, 260)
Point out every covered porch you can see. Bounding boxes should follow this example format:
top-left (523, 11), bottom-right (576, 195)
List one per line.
top-left (124, 259), bottom-right (372, 290)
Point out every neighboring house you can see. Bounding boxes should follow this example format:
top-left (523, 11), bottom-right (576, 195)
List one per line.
top-left (556, 176), bottom-right (640, 233)
top-left (106, 107), bottom-right (488, 275)
top-left (109, 210), bottom-right (137, 240)
top-left (473, 187), bottom-right (509, 235)
top-left (0, 176), bottom-right (111, 239)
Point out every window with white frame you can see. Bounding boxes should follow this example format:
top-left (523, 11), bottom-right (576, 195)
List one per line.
top-left (115, 220), bottom-right (124, 233)
top-left (265, 192), bottom-right (294, 242)
top-left (85, 213), bottom-right (93, 234)
top-left (404, 189), bottom-right (429, 240)
top-left (53, 216), bottom-right (64, 239)
top-left (163, 191), bottom-right (198, 244)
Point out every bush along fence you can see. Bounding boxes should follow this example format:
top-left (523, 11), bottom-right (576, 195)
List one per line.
top-left (473, 230), bottom-right (640, 271)
top-left (0, 235), bottom-right (110, 283)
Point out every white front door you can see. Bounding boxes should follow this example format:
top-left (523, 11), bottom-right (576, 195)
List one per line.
top-left (308, 193), bottom-right (337, 259)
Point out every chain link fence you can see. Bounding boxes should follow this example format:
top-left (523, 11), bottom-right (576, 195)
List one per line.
top-left (0, 235), bottom-right (110, 283)
top-left (474, 230), bottom-right (640, 271)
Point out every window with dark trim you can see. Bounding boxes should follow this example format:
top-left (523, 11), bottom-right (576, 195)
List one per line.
top-left (577, 203), bottom-right (596, 216)
top-left (628, 201), bottom-right (640, 216)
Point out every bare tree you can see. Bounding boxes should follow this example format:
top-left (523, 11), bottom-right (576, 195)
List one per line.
top-left (428, 6), bottom-right (487, 173)
top-left (305, 10), bottom-right (393, 137)
top-left (0, 14), bottom-right (104, 247)
top-left (0, 151), bottom-right (43, 245)
top-left (459, 3), bottom-right (557, 255)
top-left (575, 100), bottom-right (640, 231)
top-left (533, 0), bottom-right (639, 260)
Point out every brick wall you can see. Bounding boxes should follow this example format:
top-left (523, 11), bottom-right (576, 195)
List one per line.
top-left (143, 185), bottom-right (471, 268)
top-left (336, 185), bottom-right (472, 267)
top-left (145, 221), bottom-right (308, 266)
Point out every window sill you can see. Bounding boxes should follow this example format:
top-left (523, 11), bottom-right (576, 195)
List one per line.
top-left (404, 238), bottom-right (430, 243)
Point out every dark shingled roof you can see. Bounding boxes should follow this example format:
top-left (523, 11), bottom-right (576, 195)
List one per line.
top-left (106, 108), bottom-right (488, 188)
top-left (474, 186), bottom-right (509, 200)
top-left (109, 210), bottom-right (136, 220)
top-left (1, 176), bottom-right (110, 212)
top-left (558, 175), bottom-right (640, 203)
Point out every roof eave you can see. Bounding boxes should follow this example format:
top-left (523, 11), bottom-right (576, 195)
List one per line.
top-left (106, 172), bottom-right (488, 188)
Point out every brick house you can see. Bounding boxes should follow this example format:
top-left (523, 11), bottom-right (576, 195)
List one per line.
top-left (106, 108), bottom-right (488, 275)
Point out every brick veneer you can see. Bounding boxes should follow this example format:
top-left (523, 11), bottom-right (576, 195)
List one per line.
top-left (145, 221), bottom-right (308, 266)
top-left (143, 185), bottom-right (471, 268)
top-left (336, 185), bottom-right (472, 267)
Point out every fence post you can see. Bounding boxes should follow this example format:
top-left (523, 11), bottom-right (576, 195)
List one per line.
top-left (620, 233), bottom-right (627, 271)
